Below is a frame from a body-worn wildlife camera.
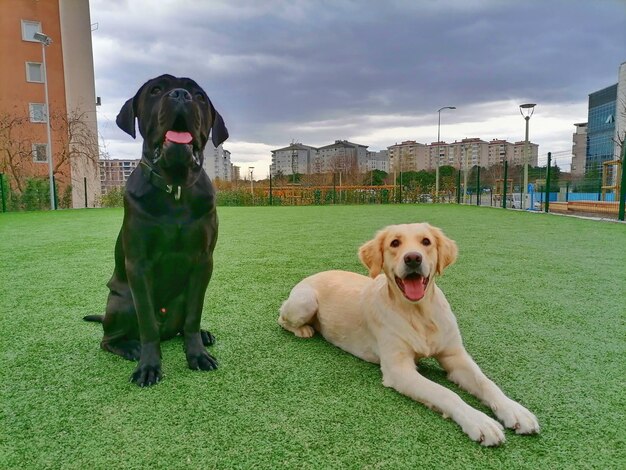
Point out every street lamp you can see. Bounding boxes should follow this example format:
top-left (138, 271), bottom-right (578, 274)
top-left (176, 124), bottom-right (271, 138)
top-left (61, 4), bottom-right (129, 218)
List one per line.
top-left (248, 166), bottom-right (254, 194)
top-left (435, 106), bottom-right (456, 199)
top-left (519, 103), bottom-right (536, 210)
top-left (33, 32), bottom-right (55, 210)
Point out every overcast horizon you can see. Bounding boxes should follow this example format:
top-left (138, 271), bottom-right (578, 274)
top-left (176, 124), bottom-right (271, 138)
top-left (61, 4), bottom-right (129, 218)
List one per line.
top-left (90, 0), bottom-right (626, 178)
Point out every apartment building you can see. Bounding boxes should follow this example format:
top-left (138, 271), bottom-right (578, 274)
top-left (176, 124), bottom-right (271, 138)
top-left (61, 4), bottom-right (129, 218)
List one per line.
top-left (270, 142), bottom-right (318, 176)
top-left (99, 158), bottom-right (138, 195)
top-left (203, 144), bottom-right (233, 181)
top-left (511, 141), bottom-right (539, 167)
top-left (388, 141), bottom-right (429, 172)
top-left (571, 123), bottom-right (587, 176)
top-left (366, 150), bottom-right (389, 172)
top-left (232, 165), bottom-right (241, 182)
top-left (0, 0), bottom-right (100, 208)
top-left (317, 140), bottom-right (369, 173)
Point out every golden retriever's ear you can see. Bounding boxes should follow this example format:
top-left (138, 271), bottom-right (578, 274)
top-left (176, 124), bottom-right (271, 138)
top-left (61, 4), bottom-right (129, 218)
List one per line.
top-left (358, 231), bottom-right (385, 278)
top-left (432, 227), bottom-right (458, 275)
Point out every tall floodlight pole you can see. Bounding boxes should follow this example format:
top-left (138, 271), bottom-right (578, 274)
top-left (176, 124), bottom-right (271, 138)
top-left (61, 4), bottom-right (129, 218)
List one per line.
top-left (436, 106), bottom-right (456, 200)
top-left (248, 167), bottom-right (254, 194)
top-left (519, 103), bottom-right (536, 210)
top-left (34, 32), bottom-right (55, 210)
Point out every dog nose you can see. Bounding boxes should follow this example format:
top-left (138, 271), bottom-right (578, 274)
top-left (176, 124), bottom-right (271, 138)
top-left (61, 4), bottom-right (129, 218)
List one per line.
top-left (168, 88), bottom-right (192, 102)
top-left (404, 252), bottom-right (422, 268)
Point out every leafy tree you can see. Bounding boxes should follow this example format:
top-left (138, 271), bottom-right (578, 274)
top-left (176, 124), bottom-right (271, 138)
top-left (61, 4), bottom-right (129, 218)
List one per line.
top-left (364, 169), bottom-right (388, 186)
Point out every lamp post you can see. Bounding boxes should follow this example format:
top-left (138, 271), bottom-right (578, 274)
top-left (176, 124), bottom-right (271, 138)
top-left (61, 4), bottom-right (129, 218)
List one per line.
top-left (435, 106), bottom-right (456, 200)
top-left (248, 167), bottom-right (254, 194)
top-left (519, 103), bottom-right (536, 210)
top-left (33, 32), bottom-right (55, 210)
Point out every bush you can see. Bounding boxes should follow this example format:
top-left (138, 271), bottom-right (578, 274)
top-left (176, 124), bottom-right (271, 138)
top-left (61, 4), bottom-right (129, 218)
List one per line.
top-left (101, 186), bottom-right (125, 207)
top-left (21, 178), bottom-right (51, 211)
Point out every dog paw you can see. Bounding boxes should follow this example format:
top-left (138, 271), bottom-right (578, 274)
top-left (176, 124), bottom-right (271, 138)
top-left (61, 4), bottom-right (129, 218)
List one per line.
top-left (495, 399), bottom-right (540, 434)
top-left (458, 408), bottom-right (505, 446)
top-left (187, 350), bottom-right (218, 371)
top-left (130, 362), bottom-right (162, 387)
top-left (120, 340), bottom-right (141, 361)
top-left (200, 329), bottom-right (216, 346)
top-left (294, 325), bottom-right (315, 338)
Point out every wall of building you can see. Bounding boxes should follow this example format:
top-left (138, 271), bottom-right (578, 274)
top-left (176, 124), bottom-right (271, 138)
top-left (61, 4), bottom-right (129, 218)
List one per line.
top-left (615, 61), bottom-right (626, 160)
top-left (0, 0), bottom-right (99, 208)
top-left (571, 123), bottom-right (587, 176)
top-left (0, 0), bottom-right (70, 194)
top-left (59, 0), bottom-right (100, 207)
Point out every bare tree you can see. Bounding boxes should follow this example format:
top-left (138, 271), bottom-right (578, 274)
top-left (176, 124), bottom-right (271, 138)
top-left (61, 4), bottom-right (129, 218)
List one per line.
top-left (0, 106), bottom-right (100, 196)
top-left (0, 108), bottom-right (33, 193)
top-left (50, 107), bottom-right (100, 178)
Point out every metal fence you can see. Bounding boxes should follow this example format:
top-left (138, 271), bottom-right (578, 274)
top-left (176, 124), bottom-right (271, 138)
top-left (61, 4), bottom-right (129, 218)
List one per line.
top-left (2, 149), bottom-right (625, 221)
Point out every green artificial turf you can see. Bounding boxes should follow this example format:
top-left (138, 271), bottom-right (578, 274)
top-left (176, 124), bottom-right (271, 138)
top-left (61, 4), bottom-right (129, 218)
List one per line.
top-left (0, 205), bottom-right (624, 469)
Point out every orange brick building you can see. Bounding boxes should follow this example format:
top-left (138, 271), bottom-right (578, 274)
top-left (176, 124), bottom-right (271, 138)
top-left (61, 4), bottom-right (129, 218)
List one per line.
top-left (0, 0), bottom-right (100, 208)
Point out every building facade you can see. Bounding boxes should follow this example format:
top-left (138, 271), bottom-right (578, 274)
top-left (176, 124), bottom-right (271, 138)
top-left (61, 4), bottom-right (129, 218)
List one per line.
top-left (270, 143), bottom-right (318, 176)
top-left (99, 158), bottom-right (138, 195)
top-left (586, 84), bottom-right (618, 172)
top-left (388, 141), bottom-right (429, 172)
top-left (580, 62), bottom-right (626, 174)
top-left (317, 140), bottom-right (369, 173)
top-left (571, 123), bottom-right (587, 176)
top-left (393, 138), bottom-right (537, 172)
top-left (0, 0), bottom-right (100, 208)
top-left (366, 150), bottom-right (389, 172)
top-left (203, 144), bottom-right (232, 181)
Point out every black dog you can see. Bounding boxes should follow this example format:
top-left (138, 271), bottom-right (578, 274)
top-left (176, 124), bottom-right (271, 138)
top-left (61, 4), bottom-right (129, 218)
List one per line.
top-left (84, 74), bottom-right (228, 387)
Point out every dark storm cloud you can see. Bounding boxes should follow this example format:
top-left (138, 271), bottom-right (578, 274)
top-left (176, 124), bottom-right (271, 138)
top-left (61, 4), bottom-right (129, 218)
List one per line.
top-left (91, 0), bottom-right (625, 166)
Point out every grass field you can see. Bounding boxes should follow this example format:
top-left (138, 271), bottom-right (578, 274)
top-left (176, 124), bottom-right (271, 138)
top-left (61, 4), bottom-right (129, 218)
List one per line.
top-left (1, 205), bottom-right (624, 469)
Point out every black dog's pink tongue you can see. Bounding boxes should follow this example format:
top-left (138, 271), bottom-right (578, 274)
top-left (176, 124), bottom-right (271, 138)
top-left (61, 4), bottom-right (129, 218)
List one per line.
top-left (165, 131), bottom-right (193, 144)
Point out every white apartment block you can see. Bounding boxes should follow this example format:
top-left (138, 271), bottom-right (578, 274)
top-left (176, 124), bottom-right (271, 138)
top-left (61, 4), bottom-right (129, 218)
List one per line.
top-left (270, 143), bottom-right (318, 176)
top-left (366, 150), bottom-right (389, 172)
top-left (317, 140), bottom-right (369, 173)
top-left (203, 144), bottom-right (232, 181)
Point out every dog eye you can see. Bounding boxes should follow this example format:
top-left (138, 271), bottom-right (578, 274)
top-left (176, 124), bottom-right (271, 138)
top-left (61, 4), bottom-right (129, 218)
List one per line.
top-left (195, 93), bottom-right (206, 102)
top-left (422, 238), bottom-right (431, 246)
top-left (390, 239), bottom-right (400, 248)
top-left (150, 86), bottom-right (162, 96)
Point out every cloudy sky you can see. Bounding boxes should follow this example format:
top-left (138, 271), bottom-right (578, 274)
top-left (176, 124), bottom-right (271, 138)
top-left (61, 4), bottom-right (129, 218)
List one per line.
top-left (90, 0), bottom-right (626, 177)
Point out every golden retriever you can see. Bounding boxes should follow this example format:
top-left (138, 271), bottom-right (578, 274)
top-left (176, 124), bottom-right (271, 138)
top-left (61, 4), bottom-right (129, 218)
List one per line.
top-left (278, 223), bottom-right (539, 446)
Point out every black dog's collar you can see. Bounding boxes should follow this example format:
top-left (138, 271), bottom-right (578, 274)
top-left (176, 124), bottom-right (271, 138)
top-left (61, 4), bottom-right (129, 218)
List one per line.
top-left (140, 160), bottom-right (182, 200)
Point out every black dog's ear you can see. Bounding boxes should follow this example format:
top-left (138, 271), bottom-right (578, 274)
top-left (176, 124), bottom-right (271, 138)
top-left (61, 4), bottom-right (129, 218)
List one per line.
top-left (209, 100), bottom-right (229, 147)
top-left (116, 96), bottom-right (137, 139)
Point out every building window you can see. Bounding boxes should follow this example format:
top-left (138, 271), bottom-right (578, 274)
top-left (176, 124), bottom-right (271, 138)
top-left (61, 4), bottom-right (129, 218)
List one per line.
top-left (32, 143), bottom-right (48, 163)
top-left (21, 20), bottom-right (41, 42)
top-left (29, 103), bottom-right (47, 123)
top-left (26, 62), bottom-right (44, 83)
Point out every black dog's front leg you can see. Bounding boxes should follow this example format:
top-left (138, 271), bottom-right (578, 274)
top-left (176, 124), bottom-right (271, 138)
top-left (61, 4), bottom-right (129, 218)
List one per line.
top-left (183, 257), bottom-right (218, 371)
top-left (126, 258), bottom-right (162, 386)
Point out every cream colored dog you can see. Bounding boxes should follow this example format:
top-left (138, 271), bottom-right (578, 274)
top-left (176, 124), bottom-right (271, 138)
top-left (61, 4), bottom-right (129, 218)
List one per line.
top-left (278, 223), bottom-right (539, 446)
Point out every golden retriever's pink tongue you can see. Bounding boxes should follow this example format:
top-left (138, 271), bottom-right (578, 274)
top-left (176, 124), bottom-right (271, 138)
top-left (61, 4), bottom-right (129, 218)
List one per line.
top-left (165, 131), bottom-right (193, 144)
top-left (403, 278), bottom-right (425, 301)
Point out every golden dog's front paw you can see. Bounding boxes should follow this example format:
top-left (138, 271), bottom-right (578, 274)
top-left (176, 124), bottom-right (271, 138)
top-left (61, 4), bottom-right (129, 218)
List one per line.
top-left (294, 325), bottom-right (315, 338)
top-left (495, 399), bottom-right (540, 434)
top-left (458, 408), bottom-right (506, 446)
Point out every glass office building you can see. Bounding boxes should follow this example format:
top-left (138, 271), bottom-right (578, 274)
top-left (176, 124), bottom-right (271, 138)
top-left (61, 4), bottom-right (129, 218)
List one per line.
top-left (585, 84), bottom-right (617, 173)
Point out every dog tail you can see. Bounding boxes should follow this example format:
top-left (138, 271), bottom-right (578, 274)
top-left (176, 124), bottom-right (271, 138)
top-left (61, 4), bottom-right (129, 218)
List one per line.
top-left (83, 314), bottom-right (104, 323)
